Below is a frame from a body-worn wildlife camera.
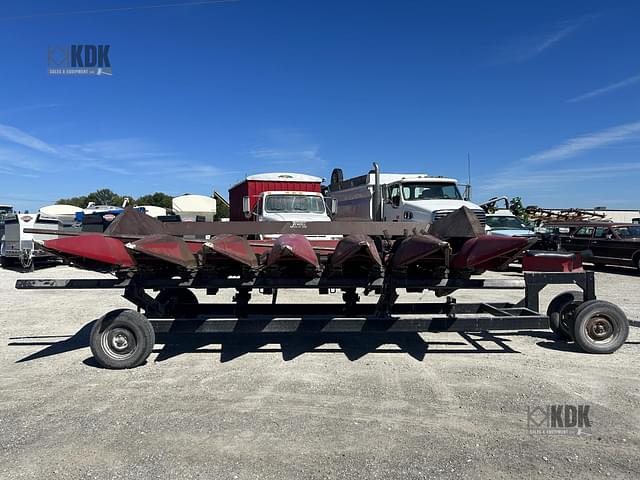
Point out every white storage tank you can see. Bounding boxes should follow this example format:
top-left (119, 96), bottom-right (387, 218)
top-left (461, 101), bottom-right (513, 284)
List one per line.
top-left (39, 204), bottom-right (83, 225)
top-left (172, 195), bottom-right (216, 222)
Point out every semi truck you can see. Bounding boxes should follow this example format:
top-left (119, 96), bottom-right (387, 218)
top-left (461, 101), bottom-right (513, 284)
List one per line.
top-left (327, 163), bottom-right (486, 225)
top-left (228, 172), bottom-right (334, 224)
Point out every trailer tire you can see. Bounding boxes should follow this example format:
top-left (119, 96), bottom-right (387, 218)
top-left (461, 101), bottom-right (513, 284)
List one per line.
top-left (155, 288), bottom-right (198, 316)
top-left (547, 291), bottom-right (583, 341)
top-left (572, 300), bottom-right (629, 354)
top-left (90, 309), bottom-right (155, 369)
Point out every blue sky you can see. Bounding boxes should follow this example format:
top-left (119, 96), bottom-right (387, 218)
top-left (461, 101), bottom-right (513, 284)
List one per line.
top-left (1, 0), bottom-right (640, 212)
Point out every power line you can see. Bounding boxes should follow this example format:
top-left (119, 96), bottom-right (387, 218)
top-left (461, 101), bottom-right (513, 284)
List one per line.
top-left (1, 0), bottom-right (239, 21)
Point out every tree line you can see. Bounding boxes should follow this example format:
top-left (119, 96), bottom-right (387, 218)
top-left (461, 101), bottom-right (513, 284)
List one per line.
top-left (56, 189), bottom-right (230, 218)
top-left (57, 189), bottom-right (173, 209)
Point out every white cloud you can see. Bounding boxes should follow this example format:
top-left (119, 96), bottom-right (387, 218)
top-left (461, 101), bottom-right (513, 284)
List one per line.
top-left (0, 124), bottom-right (58, 155)
top-left (0, 124), bottom-right (237, 180)
top-left (522, 121), bottom-right (640, 164)
top-left (492, 16), bottom-right (591, 64)
top-left (478, 162), bottom-right (640, 191)
top-left (568, 72), bottom-right (640, 103)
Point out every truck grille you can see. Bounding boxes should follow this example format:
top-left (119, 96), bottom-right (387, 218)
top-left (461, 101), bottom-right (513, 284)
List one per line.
top-left (433, 209), bottom-right (486, 226)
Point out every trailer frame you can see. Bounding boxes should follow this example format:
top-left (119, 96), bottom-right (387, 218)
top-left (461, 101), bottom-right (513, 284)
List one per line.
top-left (16, 269), bottom-right (630, 368)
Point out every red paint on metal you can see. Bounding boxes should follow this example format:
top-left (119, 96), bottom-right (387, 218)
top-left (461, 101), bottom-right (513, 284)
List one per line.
top-left (266, 234), bottom-right (320, 269)
top-left (522, 251), bottom-right (583, 272)
top-left (389, 235), bottom-right (447, 269)
top-left (331, 234), bottom-right (382, 267)
top-left (451, 235), bottom-right (529, 270)
top-left (205, 235), bottom-right (259, 268)
top-left (43, 235), bottom-right (135, 267)
top-left (126, 234), bottom-right (197, 268)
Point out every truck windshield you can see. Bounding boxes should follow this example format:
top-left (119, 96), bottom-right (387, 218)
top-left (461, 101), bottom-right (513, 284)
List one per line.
top-left (613, 226), bottom-right (640, 238)
top-left (264, 195), bottom-right (325, 213)
top-left (402, 183), bottom-right (462, 201)
top-left (486, 216), bottom-right (528, 230)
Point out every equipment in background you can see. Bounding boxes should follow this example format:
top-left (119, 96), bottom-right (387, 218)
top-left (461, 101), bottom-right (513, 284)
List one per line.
top-left (1, 212), bottom-right (61, 269)
top-left (172, 194), bottom-right (216, 222)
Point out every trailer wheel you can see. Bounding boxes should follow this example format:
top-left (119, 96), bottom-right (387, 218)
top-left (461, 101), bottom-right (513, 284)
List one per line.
top-left (90, 309), bottom-right (155, 369)
top-left (155, 288), bottom-right (198, 316)
top-left (546, 291), bottom-right (582, 341)
top-left (572, 300), bottom-right (629, 354)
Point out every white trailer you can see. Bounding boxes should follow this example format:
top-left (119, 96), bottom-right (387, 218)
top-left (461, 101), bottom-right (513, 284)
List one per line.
top-left (1, 213), bottom-right (61, 269)
top-left (327, 163), bottom-right (486, 225)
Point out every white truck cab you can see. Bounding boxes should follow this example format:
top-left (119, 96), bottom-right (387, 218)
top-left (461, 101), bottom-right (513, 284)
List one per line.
top-left (382, 175), bottom-right (484, 223)
top-left (253, 190), bottom-right (333, 223)
top-left (328, 164), bottom-right (486, 226)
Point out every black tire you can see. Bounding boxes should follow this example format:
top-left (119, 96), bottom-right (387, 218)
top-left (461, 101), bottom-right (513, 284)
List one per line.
top-left (155, 288), bottom-right (198, 316)
top-left (331, 168), bottom-right (343, 186)
top-left (90, 309), bottom-right (155, 369)
top-left (546, 291), bottom-right (583, 341)
top-left (572, 300), bottom-right (629, 354)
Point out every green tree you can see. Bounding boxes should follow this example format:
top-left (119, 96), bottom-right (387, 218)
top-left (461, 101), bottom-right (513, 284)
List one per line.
top-left (86, 189), bottom-right (119, 206)
top-left (56, 195), bottom-right (88, 207)
top-left (135, 192), bottom-right (173, 210)
top-left (215, 202), bottom-right (230, 220)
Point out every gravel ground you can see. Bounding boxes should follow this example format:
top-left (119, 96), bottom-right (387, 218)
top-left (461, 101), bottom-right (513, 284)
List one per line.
top-left (1, 264), bottom-right (639, 479)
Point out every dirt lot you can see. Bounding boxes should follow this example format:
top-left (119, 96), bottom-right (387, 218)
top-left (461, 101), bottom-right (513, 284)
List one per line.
top-left (1, 265), bottom-right (639, 479)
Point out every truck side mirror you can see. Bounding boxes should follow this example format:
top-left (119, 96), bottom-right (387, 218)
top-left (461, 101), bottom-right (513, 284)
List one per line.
top-left (330, 198), bottom-right (338, 215)
top-left (242, 196), bottom-right (251, 219)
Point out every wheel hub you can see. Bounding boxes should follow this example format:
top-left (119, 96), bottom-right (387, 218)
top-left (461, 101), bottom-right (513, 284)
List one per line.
top-left (111, 333), bottom-right (129, 351)
top-left (102, 327), bottom-right (137, 359)
top-left (586, 315), bottom-right (613, 341)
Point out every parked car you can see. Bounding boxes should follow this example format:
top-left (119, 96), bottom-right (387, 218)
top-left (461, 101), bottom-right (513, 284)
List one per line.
top-left (485, 210), bottom-right (535, 237)
top-left (545, 222), bottom-right (640, 270)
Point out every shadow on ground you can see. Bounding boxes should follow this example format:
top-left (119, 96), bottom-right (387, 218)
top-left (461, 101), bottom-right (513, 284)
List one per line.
top-left (9, 321), bottom-right (639, 367)
top-left (7, 320), bottom-right (539, 366)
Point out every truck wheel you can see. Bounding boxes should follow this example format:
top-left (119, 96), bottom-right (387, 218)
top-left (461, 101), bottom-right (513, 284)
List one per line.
top-left (155, 288), bottom-right (198, 316)
top-left (546, 291), bottom-right (583, 341)
top-left (90, 309), bottom-right (155, 369)
top-left (572, 300), bottom-right (629, 354)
